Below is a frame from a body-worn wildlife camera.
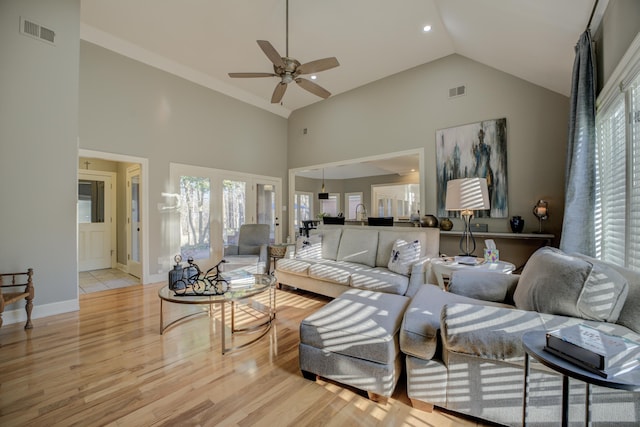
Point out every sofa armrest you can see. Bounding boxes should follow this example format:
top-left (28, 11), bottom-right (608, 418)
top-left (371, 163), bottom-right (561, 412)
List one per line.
top-left (224, 245), bottom-right (239, 256)
top-left (448, 271), bottom-right (520, 303)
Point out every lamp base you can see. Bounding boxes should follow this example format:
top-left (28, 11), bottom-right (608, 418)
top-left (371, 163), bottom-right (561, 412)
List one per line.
top-left (459, 213), bottom-right (476, 256)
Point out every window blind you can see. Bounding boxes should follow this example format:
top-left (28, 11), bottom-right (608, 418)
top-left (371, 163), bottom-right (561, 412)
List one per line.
top-left (595, 96), bottom-right (626, 265)
top-left (628, 77), bottom-right (640, 270)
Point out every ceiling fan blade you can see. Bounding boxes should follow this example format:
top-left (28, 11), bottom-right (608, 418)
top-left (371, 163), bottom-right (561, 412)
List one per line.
top-left (228, 72), bottom-right (277, 78)
top-left (297, 57), bottom-right (340, 75)
top-left (295, 78), bottom-right (331, 99)
top-left (271, 82), bottom-right (287, 103)
top-left (257, 40), bottom-right (286, 69)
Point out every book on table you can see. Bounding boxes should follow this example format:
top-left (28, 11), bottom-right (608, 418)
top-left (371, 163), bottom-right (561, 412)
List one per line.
top-left (545, 324), bottom-right (640, 378)
top-left (220, 269), bottom-right (255, 288)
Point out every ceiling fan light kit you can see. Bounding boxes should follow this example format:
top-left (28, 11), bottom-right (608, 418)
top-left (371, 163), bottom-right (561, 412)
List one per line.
top-left (228, 0), bottom-right (339, 104)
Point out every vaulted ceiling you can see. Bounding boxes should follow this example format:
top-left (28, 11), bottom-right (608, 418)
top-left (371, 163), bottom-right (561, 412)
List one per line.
top-left (80, 0), bottom-right (596, 119)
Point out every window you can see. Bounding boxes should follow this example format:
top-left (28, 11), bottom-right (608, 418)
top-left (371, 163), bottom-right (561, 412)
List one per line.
top-left (344, 192), bottom-right (363, 220)
top-left (319, 193), bottom-right (340, 216)
top-left (371, 183), bottom-right (419, 219)
top-left (294, 191), bottom-right (313, 230)
top-left (595, 38), bottom-right (640, 270)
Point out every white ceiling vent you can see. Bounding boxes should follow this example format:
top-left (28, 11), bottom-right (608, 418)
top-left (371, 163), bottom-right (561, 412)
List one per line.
top-left (20, 17), bottom-right (56, 45)
top-left (448, 85), bottom-right (466, 99)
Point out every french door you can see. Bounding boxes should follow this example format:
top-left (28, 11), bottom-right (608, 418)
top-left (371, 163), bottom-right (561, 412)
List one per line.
top-left (170, 164), bottom-right (282, 269)
top-left (126, 165), bottom-right (142, 278)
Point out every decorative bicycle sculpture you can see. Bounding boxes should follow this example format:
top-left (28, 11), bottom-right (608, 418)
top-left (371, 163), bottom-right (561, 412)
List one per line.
top-left (168, 255), bottom-right (230, 296)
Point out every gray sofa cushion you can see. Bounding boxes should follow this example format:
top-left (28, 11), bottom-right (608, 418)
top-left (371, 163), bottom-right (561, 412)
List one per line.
top-left (318, 228), bottom-right (343, 260)
top-left (336, 228), bottom-right (378, 267)
top-left (514, 247), bottom-right (629, 322)
top-left (300, 288), bottom-right (410, 365)
top-left (350, 267), bottom-right (409, 295)
top-left (448, 270), bottom-right (520, 303)
top-left (275, 258), bottom-right (313, 276)
top-left (295, 234), bottom-right (322, 258)
top-left (400, 285), bottom-right (512, 361)
top-left (308, 261), bottom-right (354, 285)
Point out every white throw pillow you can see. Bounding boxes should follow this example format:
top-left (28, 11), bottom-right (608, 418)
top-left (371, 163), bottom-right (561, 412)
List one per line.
top-left (388, 239), bottom-right (421, 276)
top-left (295, 235), bottom-right (322, 259)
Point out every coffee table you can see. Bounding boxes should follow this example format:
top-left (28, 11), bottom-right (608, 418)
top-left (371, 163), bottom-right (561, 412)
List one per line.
top-left (430, 257), bottom-right (515, 289)
top-left (158, 273), bottom-right (276, 354)
top-left (522, 331), bottom-right (640, 426)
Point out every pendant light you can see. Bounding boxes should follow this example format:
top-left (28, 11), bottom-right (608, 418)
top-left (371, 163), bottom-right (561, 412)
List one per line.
top-left (318, 168), bottom-right (329, 199)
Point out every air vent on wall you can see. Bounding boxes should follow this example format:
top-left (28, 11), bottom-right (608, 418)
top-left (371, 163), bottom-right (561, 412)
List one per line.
top-left (448, 85), bottom-right (466, 99)
top-left (20, 17), bottom-right (56, 45)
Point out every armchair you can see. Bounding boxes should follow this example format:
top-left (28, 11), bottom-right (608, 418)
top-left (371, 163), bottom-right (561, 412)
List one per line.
top-left (224, 224), bottom-right (270, 271)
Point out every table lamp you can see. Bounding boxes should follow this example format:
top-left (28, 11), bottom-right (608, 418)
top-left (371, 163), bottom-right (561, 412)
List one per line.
top-left (445, 178), bottom-right (490, 256)
top-left (532, 199), bottom-right (549, 233)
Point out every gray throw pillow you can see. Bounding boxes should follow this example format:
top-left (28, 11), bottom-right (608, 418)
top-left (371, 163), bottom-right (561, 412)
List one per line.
top-left (514, 247), bottom-right (629, 322)
top-left (576, 260), bottom-right (629, 322)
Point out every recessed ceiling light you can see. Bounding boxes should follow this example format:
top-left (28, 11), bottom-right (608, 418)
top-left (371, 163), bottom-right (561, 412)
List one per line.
top-left (423, 25), bottom-right (432, 32)
top-left (311, 75), bottom-right (317, 80)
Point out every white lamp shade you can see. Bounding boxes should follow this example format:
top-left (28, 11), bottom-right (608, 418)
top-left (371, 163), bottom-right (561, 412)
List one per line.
top-left (445, 178), bottom-right (490, 211)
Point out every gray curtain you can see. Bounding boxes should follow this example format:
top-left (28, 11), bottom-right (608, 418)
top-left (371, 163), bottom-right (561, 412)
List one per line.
top-left (560, 30), bottom-right (597, 256)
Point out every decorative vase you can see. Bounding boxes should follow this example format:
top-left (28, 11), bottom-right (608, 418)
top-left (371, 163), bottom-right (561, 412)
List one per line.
top-left (510, 216), bottom-right (525, 233)
top-left (422, 215), bottom-right (439, 228)
top-left (440, 217), bottom-right (453, 231)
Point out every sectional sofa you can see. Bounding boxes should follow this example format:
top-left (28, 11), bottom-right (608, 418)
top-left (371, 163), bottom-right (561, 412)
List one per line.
top-left (275, 224), bottom-right (440, 298)
top-left (285, 229), bottom-right (640, 426)
top-left (401, 247), bottom-right (640, 426)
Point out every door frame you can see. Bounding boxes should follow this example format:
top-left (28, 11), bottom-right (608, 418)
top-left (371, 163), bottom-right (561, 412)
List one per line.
top-left (79, 149), bottom-right (150, 284)
top-left (77, 169), bottom-right (116, 271)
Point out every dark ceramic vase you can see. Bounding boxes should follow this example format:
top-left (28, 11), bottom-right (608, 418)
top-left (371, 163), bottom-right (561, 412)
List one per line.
top-left (510, 216), bottom-right (525, 233)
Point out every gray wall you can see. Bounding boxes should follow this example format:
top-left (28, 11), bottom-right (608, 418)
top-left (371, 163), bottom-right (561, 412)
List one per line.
top-left (289, 54), bottom-right (570, 238)
top-left (593, 0), bottom-right (640, 93)
top-left (0, 0), bottom-right (80, 314)
top-left (79, 41), bottom-right (288, 278)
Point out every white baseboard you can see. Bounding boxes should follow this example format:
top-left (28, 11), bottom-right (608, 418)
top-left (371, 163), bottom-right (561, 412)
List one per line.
top-left (1, 299), bottom-right (79, 326)
top-left (147, 272), bottom-right (164, 284)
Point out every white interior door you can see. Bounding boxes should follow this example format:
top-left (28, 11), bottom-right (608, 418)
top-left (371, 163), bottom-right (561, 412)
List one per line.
top-left (78, 171), bottom-right (114, 272)
top-left (127, 165), bottom-right (142, 278)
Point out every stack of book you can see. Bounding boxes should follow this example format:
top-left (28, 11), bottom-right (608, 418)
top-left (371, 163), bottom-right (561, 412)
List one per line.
top-left (545, 324), bottom-right (640, 379)
top-left (220, 269), bottom-right (255, 288)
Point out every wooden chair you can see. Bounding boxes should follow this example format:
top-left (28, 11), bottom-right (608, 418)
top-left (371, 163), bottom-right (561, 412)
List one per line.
top-left (0, 268), bottom-right (34, 329)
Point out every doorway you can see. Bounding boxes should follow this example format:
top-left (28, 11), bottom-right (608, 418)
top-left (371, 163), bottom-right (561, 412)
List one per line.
top-left (78, 150), bottom-right (149, 289)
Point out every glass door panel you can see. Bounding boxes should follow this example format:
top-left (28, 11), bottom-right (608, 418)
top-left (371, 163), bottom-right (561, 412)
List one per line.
top-left (222, 179), bottom-right (247, 247)
top-left (179, 175), bottom-right (211, 260)
top-left (257, 183), bottom-right (277, 243)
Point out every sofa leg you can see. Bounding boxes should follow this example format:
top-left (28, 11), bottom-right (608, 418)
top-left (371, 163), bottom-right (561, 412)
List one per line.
top-left (301, 370), bottom-right (317, 381)
top-left (409, 398), bottom-right (434, 412)
top-left (367, 392), bottom-right (388, 404)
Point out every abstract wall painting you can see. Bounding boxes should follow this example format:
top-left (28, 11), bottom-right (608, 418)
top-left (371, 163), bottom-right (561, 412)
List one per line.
top-left (436, 118), bottom-right (508, 218)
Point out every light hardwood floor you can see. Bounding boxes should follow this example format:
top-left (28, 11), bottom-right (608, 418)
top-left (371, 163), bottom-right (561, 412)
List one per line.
top-left (0, 283), bottom-right (493, 426)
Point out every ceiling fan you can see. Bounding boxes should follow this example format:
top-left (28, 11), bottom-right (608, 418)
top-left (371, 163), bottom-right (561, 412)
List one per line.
top-left (228, 0), bottom-right (339, 104)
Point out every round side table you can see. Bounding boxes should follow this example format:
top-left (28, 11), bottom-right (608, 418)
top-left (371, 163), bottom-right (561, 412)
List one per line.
top-left (430, 257), bottom-right (515, 289)
top-left (522, 331), bottom-right (640, 426)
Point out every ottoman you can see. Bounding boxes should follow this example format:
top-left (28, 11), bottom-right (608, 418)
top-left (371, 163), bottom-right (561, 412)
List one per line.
top-left (299, 288), bottom-right (410, 403)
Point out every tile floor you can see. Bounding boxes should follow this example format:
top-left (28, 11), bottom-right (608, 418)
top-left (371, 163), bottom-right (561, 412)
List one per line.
top-left (79, 268), bottom-right (141, 294)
